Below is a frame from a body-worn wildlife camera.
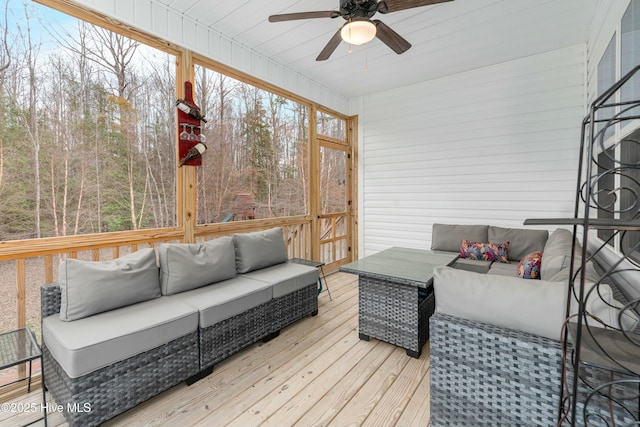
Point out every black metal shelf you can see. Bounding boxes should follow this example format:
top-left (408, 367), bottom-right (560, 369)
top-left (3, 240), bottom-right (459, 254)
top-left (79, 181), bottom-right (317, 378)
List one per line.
top-left (567, 323), bottom-right (640, 376)
top-left (524, 218), bottom-right (640, 230)
top-left (551, 65), bottom-right (640, 426)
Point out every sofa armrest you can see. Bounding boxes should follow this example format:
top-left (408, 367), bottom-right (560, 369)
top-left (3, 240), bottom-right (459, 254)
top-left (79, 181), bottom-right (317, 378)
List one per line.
top-left (433, 266), bottom-right (567, 340)
top-left (430, 312), bottom-right (563, 426)
top-left (41, 283), bottom-right (62, 318)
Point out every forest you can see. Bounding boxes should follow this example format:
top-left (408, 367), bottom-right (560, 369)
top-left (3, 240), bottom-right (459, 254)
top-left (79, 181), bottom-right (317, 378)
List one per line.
top-left (0, 0), bottom-right (344, 242)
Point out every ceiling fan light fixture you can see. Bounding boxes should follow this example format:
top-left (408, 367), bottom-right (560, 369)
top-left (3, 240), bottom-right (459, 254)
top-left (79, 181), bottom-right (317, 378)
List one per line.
top-left (340, 19), bottom-right (376, 45)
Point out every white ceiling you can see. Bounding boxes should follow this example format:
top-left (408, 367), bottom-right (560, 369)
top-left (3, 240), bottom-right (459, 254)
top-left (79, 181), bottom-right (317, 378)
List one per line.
top-left (151, 0), bottom-right (598, 99)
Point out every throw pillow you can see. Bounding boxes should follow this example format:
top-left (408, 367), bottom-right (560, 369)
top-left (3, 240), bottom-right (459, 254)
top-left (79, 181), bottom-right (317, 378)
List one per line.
top-left (59, 248), bottom-right (161, 321)
top-left (460, 240), bottom-right (510, 263)
top-left (517, 251), bottom-right (543, 279)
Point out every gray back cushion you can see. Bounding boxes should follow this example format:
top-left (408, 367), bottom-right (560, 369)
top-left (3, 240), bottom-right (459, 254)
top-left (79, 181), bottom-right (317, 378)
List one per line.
top-left (431, 224), bottom-right (489, 252)
top-left (541, 228), bottom-right (576, 281)
top-left (433, 266), bottom-right (567, 340)
top-left (234, 227), bottom-right (288, 273)
top-left (59, 248), bottom-right (161, 321)
top-left (159, 236), bottom-right (236, 295)
top-left (488, 226), bottom-right (549, 262)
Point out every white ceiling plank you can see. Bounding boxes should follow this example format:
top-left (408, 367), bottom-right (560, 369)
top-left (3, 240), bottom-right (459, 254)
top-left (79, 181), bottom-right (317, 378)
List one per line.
top-left (79, 0), bottom-right (600, 99)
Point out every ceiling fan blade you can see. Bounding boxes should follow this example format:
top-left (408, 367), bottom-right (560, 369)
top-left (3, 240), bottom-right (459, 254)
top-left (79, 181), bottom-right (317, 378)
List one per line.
top-left (378, 0), bottom-right (453, 14)
top-left (269, 11), bottom-right (339, 22)
top-left (316, 28), bottom-right (344, 61)
top-left (373, 20), bottom-right (411, 54)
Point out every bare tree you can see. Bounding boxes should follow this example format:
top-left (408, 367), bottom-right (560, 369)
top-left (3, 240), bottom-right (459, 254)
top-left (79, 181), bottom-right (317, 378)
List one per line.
top-left (0, 0), bottom-right (11, 73)
top-left (195, 69), bottom-right (240, 223)
top-left (0, 0), bottom-right (11, 194)
top-left (52, 21), bottom-right (144, 230)
top-left (12, 6), bottom-right (44, 237)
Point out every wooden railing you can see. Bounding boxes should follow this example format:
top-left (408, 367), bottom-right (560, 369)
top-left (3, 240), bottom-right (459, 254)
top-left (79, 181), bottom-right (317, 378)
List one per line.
top-left (0, 216), bottom-right (312, 395)
top-left (0, 216), bottom-right (312, 337)
top-left (319, 212), bottom-right (349, 270)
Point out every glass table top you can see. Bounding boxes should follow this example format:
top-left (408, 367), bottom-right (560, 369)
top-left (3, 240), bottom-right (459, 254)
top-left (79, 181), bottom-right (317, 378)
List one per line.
top-left (0, 328), bottom-right (42, 370)
top-left (340, 247), bottom-right (459, 287)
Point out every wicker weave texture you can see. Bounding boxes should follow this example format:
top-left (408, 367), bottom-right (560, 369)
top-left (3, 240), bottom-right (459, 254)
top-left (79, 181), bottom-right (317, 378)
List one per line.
top-left (199, 283), bottom-right (318, 370)
top-left (43, 333), bottom-right (198, 427)
top-left (41, 280), bottom-right (318, 426)
top-left (200, 298), bottom-right (277, 369)
top-left (358, 275), bottom-right (434, 354)
top-left (566, 359), bottom-right (639, 426)
top-left (41, 284), bottom-right (62, 319)
top-left (430, 313), bottom-right (563, 427)
top-left (41, 284), bottom-right (200, 426)
top-left (275, 283), bottom-right (318, 329)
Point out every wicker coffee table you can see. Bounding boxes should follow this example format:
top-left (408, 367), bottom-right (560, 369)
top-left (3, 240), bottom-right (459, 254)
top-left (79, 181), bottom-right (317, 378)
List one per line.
top-left (340, 247), bottom-right (458, 358)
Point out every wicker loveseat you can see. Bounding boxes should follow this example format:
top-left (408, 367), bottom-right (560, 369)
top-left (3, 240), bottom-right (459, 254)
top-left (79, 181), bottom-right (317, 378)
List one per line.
top-left (428, 224), bottom-right (638, 426)
top-left (40, 227), bottom-right (319, 427)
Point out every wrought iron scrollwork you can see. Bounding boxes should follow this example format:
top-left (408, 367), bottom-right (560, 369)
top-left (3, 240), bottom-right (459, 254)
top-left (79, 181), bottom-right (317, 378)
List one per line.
top-left (559, 65), bottom-right (640, 426)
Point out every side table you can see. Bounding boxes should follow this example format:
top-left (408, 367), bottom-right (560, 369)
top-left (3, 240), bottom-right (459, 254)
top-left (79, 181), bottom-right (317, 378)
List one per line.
top-left (289, 258), bottom-right (332, 301)
top-left (0, 328), bottom-right (47, 426)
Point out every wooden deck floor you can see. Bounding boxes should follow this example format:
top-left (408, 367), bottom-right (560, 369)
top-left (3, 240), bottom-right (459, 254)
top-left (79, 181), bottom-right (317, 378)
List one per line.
top-left (1, 272), bottom-right (431, 427)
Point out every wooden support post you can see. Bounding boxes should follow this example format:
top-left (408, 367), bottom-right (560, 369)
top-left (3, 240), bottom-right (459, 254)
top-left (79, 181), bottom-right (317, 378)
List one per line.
top-left (16, 258), bottom-right (26, 329)
top-left (348, 115), bottom-right (358, 262)
top-left (44, 255), bottom-right (53, 284)
top-left (177, 50), bottom-right (197, 244)
top-left (16, 258), bottom-right (27, 379)
top-left (309, 105), bottom-right (320, 261)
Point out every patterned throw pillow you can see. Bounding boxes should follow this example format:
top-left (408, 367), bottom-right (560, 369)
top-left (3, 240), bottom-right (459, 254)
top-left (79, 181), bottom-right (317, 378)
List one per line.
top-left (459, 240), bottom-right (510, 263)
top-left (517, 251), bottom-right (543, 279)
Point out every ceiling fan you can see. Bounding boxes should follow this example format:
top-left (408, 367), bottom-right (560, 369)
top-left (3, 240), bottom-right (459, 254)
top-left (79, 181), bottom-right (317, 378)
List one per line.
top-left (269, 0), bottom-right (454, 61)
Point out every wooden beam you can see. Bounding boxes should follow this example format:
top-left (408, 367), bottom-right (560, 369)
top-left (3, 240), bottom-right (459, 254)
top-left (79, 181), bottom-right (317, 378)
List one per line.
top-left (33, 0), bottom-right (181, 55)
top-left (16, 259), bottom-right (26, 380)
top-left (0, 228), bottom-right (183, 260)
top-left (348, 115), bottom-right (359, 261)
top-left (44, 255), bottom-right (53, 284)
top-left (178, 50), bottom-right (196, 244)
top-left (309, 105), bottom-right (320, 262)
top-left (16, 259), bottom-right (26, 329)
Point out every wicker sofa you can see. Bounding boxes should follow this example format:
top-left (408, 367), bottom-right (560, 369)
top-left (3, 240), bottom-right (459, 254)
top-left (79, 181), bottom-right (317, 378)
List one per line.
top-left (428, 224), bottom-right (638, 426)
top-left (40, 227), bottom-right (319, 427)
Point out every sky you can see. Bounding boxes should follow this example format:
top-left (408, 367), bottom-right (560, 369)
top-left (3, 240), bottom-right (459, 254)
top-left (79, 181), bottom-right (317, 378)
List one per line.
top-left (5, 0), bottom-right (76, 52)
top-left (2, 0), bottom-right (173, 83)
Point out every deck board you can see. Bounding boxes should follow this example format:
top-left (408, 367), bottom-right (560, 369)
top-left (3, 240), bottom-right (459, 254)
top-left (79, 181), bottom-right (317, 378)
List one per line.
top-left (1, 272), bottom-right (431, 427)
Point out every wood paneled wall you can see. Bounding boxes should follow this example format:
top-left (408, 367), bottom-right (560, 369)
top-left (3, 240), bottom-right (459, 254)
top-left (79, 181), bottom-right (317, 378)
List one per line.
top-left (351, 45), bottom-right (587, 255)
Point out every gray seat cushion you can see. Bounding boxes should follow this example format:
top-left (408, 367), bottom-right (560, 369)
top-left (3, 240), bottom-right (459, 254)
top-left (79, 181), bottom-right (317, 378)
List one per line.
top-left (431, 224), bottom-right (489, 252)
top-left (173, 276), bottom-right (273, 328)
top-left (243, 262), bottom-right (319, 298)
top-left (453, 258), bottom-right (492, 274)
top-left (487, 262), bottom-right (518, 277)
top-left (488, 226), bottom-right (549, 262)
top-left (43, 297), bottom-right (198, 378)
